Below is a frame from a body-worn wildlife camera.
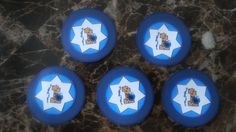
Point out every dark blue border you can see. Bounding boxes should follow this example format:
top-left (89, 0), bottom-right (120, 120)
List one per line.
top-left (161, 69), bottom-right (220, 127)
top-left (136, 12), bottom-right (191, 66)
top-left (96, 67), bottom-right (154, 126)
top-left (61, 8), bottom-right (117, 62)
top-left (27, 66), bottom-right (85, 125)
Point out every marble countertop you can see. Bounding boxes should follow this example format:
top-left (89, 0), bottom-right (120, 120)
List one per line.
top-left (0, 0), bottom-right (236, 131)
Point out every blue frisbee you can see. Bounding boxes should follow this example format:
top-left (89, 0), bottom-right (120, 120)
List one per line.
top-left (136, 12), bottom-right (191, 66)
top-left (27, 66), bottom-right (85, 125)
top-left (96, 67), bottom-right (154, 126)
top-left (162, 69), bottom-right (220, 127)
top-left (61, 8), bottom-right (116, 62)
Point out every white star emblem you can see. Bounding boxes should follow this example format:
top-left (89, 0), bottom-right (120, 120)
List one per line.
top-left (35, 76), bottom-right (73, 112)
top-left (145, 24), bottom-right (181, 57)
top-left (71, 19), bottom-right (107, 53)
top-left (109, 77), bottom-right (145, 113)
top-left (173, 79), bottom-right (211, 115)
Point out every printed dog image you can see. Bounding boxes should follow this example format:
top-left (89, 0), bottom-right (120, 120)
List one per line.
top-left (84, 27), bottom-right (97, 45)
top-left (50, 85), bottom-right (63, 104)
top-left (121, 86), bottom-right (135, 104)
top-left (188, 88), bottom-right (200, 106)
top-left (159, 33), bottom-right (171, 50)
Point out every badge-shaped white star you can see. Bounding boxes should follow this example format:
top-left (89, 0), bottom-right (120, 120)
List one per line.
top-left (145, 24), bottom-right (181, 57)
top-left (71, 19), bottom-right (107, 53)
top-left (35, 76), bottom-right (73, 112)
top-left (109, 77), bottom-right (145, 113)
top-left (173, 79), bottom-right (211, 115)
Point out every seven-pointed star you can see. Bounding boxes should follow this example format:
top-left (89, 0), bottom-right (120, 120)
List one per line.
top-left (173, 79), bottom-right (211, 115)
top-left (109, 76), bottom-right (145, 113)
top-left (71, 19), bottom-right (107, 53)
top-left (35, 76), bottom-right (73, 112)
top-left (145, 24), bottom-right (181, 57)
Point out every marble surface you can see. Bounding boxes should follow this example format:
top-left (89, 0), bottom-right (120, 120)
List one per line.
top-left (0, 0), bottom-right (236, 131)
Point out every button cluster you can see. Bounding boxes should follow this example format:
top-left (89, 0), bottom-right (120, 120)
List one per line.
top-left (27, 8), bottom-right (219, 127)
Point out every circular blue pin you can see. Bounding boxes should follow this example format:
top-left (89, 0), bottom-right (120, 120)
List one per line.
top-left (61, 8), bottom-right (116, 62)
top-left (162, 69), bottom-right (220, 127)
top-left (136, 12), bottom-right (191, 66)
top-left (96, 67), bottom-right (154, 125)
top-left (27, 66), bottom-right (85, 125)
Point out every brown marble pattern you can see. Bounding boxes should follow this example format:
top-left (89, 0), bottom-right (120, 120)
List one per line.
top-left (0, 0), bottom-right (236, 131)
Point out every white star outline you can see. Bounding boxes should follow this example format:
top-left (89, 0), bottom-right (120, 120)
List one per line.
top-left (145, 24), bottom-right (181, 57)
top-left (173, 79), bottom-right (211, 115)
top-left (35, 76), bottom-right (73, 112)
top-left (71, 19), bottom-right (107, 53)
top-left (108, 77), bottom-right (145, 113)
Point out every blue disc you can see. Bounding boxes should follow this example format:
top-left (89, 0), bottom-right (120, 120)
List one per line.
top-left (27, 66), bottom-right (85, 125)
top-left (136, 12), bottom-right (191, 66)
top-left (61, 8), bottom-right (116, 62)
top-left (162, 69), bottom-right (220, 127)
top-left (96, 67), bottom-right (154, 125)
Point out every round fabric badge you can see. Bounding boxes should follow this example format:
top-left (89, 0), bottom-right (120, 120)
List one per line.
top-left (96, 67), bottom-right (154, 126)
top-left (136, 12), bottom-right (191, 66)
top-left (162, 69), bottom-right (220, 127)
top-left (61, 8), bottom-right (116, 62)
top-left (27, 66), bottom-right (85, 125)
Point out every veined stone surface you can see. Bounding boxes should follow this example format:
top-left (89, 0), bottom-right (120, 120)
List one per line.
top-left (0, 0), bottom-right (235, 131)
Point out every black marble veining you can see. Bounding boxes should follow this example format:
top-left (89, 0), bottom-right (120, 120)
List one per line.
top-left (0, 0), bottom-right (236, 131)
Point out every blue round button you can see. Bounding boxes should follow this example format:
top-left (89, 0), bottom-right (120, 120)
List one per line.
top-left (162, 69), bottom-right (220, 127)
top-left (136, 12), bottom-right (191, 66)
top-left (27, 66), bottom-right (85, 125)
top-left (61, 8), bottom-right (116, 62)
top-left (96, 67), bottom-right (154, 125)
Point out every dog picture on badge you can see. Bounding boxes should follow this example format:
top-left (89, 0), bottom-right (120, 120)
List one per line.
top-left (70, 18), bottom-right (107, 53)
top-left (162, 69), bottom-right (219, 127)
top-left (35, 75), bottom-right (74, 113)
top-left (96, 67), bottom-right (154, 126)
top-left (145, 23), bottom-right (181, 57)
top-left (49, 85), bottom-right (63, 104)
top-left (120, 86), bottom-right (136, 105)
top-left (137, 12), bottom-right (191, 66)
top-left (61, 8), bottom-right (116, 62)
top-left (172, 78), bottom-right (211, 117)
top-left (27, 67), bottom-right (85, 125)
top-left (107, 76), bottom-right (145, 115)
